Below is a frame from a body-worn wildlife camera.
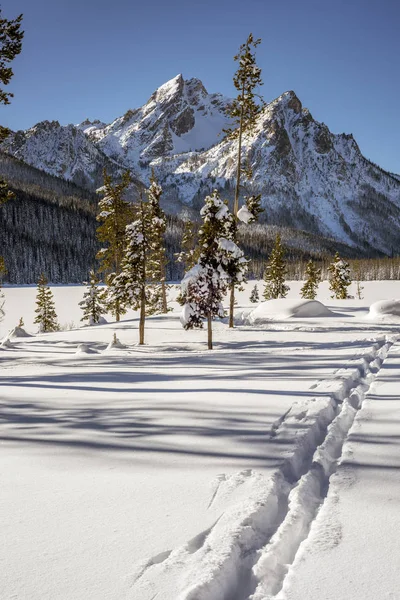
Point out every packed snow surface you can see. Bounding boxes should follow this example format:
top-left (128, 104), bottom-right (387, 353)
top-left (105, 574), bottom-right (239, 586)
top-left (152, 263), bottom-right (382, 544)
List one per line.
top-left (247, 298), bottom-right (334, 323)
top-left (1, 280), bottom-right (400, 600)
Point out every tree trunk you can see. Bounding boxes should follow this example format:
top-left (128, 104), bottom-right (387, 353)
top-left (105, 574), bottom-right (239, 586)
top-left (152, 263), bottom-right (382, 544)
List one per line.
top-left (161, 279), bottom-right (168, 314)
top-left (139, 286), bottom-right (145, 345)
top-left (115, 298), bottom-right (120, 322)
top-left (229, 85), bottom-right (245, 329)
top-left (207, 311), bottom-right (213, 350)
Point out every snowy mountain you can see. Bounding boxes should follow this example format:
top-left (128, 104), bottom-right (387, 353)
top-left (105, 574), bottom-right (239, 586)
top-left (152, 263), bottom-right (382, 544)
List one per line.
top-left (1, 120), bottom-right (126, 189)
top-left (3, 76), bottom-right (400, 254)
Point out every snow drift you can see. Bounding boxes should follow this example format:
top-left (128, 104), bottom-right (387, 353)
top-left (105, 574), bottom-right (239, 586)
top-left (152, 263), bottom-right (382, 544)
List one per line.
top-left (247, 299), bottom-right (334, 324)
top-left (367, 299), bottom-right (400, 319)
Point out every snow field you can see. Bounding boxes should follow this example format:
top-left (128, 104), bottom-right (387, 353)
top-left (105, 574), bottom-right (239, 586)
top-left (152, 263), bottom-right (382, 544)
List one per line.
top-left (1, 282), bottom-right (400, 599)
top-left (280, 340), bottom-right (400, 600)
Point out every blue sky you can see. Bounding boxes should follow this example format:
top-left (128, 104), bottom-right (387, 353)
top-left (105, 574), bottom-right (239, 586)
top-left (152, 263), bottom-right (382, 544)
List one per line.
top-left (1, 0), bottom-right (399, 173)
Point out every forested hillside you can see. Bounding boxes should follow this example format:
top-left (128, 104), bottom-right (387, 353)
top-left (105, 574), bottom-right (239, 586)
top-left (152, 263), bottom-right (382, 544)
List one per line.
top-left (0, 152), bottom-right (386, 284)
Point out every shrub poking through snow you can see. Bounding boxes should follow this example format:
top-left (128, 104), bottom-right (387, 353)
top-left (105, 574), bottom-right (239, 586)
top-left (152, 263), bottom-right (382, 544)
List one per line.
top-left (328, 252), bottom-right (352, 299)
top-left (263, 233), bottom-right (290, 300)
top-left (34, 274), bottom-right (59, 333)
top-left (180, 190), bottom-right (247, 350)
top-left (301, 260), bottom-right (321, 300)
top-left (18, 316), bottom-right (24, 327)
top-left (250, 283), bottom-right (260, 303)
top-left (96, 169), bottom-right (132, 322)
top-left (79, 270), bottom-right (107, 325)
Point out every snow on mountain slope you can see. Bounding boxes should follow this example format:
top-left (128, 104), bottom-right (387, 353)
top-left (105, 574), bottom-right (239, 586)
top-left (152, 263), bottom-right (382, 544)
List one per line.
top-left (2, 77), bottom-right (400, 253)
top-left (162, 90), bottom-right (400, 252)
top-left (89, 74), bottom-right (232, 175)
top-left (2, 120), bottom-right (124, 189)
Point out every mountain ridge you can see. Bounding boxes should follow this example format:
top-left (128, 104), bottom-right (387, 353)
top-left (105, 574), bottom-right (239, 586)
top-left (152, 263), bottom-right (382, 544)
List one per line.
top-left (2, 76), bottom-right (400, 254)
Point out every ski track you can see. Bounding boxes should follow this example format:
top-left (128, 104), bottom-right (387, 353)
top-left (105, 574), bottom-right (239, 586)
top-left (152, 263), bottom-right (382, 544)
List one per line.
top-left (131, 335), bottom-right (398, 600)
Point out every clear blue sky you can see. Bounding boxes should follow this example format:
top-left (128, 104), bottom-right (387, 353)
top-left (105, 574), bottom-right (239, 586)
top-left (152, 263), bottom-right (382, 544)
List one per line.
top-left (1, 0), bottom-right (399, 173)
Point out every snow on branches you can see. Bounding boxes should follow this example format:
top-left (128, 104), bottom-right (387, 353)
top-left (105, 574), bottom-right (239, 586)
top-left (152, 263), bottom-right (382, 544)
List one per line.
top-left (180, 190), bottom-right (247, 348)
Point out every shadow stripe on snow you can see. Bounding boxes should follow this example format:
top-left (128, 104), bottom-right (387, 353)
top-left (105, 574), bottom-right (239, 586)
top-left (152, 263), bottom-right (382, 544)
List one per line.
top-left (130, 335), bottom-right (398, 600)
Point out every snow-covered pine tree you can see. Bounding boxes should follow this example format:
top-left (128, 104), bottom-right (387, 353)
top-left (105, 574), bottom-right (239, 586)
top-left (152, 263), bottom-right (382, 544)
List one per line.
top-left (96, 169), bottom-right (132, 321)
top-left (300, 260), bottom-right (321, 300)
top-left (34, 274), bottom-right (59, 332)
top-left (250, 283), bottom-right (259, 303)
top-left (79, 270), bottom-right (106, 325)
top-left (180, 190), bottom-right (247, 350)
top-left (328, 252), bottom-right (352, 299)
top-left (112, 192), bottom-right (162, 345)
top-left (146, 172), bottom-right (170, 314)
top-left (224, 33), bottom-right (265, 327)
top-left (263, 233), bottom-right (290, 300)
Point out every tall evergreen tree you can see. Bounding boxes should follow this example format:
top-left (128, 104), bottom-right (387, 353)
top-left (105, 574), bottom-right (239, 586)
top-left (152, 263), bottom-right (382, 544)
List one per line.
top-left (328, 252), bottom-right (352, 299)
top-left (180, 190), bottom-right (247, 349)
top-left (300, 260), bottom-right (321, 300)
top-left (146, 172), bottom-right (170, 313)
top-left (96, 169), bottom-right (132, 321)
top-left (34, 274), bottom-right (59, 332)
top-left (224, 33), bottom-right (265, 327)
top-left (79, 270), bottom-right (106, 325)
top-left (263, 233), bottom-right (290, 300)
top-left (112, 192), bottom-right (163, 345)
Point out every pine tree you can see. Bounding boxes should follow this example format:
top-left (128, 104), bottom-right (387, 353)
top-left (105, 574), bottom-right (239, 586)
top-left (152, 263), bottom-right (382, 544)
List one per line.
top-left (353, 260), bottom-right (364, 300)
top-left (224, 33), bottom-right (265, 327)
top-left (180, 190), bottom-right (247, 349)
top-left (112, 192), bottom-right (161, 345)
top-left (263, 233), bottom-right (290, 300)
top-left (250, 283), bottom-right (259, 303)
top-left (146, 172), bottom-right (170, 314)
top-left (300, 260), bottom-right (321, 300)
top-left (79, 270), bottom-right (106, 325)
top-left (96, 169), bottom-right (132, 321)
top-left (328, 252), bottom-right (352, 299)
top-left (34, 274), bottom-right (59, 332)
top-left (0, 9), bottom-right (24, 205)
top-left (176, 219), bottom-right (198, 271)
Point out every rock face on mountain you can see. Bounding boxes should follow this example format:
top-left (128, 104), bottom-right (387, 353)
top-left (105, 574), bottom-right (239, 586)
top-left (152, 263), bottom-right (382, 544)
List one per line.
top-left (3, 76), bottom-right (400, 254)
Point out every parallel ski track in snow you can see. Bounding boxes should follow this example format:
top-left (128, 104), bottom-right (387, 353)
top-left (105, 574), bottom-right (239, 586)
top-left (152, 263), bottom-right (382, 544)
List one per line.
top-left (132, 335), bottom-right (397, 600)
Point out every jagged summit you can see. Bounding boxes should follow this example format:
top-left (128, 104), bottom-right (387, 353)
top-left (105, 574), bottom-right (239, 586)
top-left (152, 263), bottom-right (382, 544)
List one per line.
top-left (2, 76), bottom-right (400, 254)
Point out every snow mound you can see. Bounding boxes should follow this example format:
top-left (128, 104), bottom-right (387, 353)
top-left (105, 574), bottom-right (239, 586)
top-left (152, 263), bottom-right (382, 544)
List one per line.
top-left (247, 299), bottom-right (334, 324)
top-left (97, 316), bottom-right (108, 325)
top-left (0, 337), bottom-right (13, 349)
top-left (75, 343), bottom-right (98, 355)
top-left (8, 326), bottom-right (32, 338)
top-left (104, 335), bottom-right (126, 351)
top-left (367, 299), bottom-right (400, 319)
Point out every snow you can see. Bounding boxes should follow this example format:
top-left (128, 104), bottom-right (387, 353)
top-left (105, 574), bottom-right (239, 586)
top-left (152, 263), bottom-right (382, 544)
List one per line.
top-left (247, 298), bottom-right (334, 323)
top-left (367, 298), bottom-right (400, 319)
top-left (1, 281), bottom-right (400, 599)
top-left (237, 204), bottom-right (254, 224)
